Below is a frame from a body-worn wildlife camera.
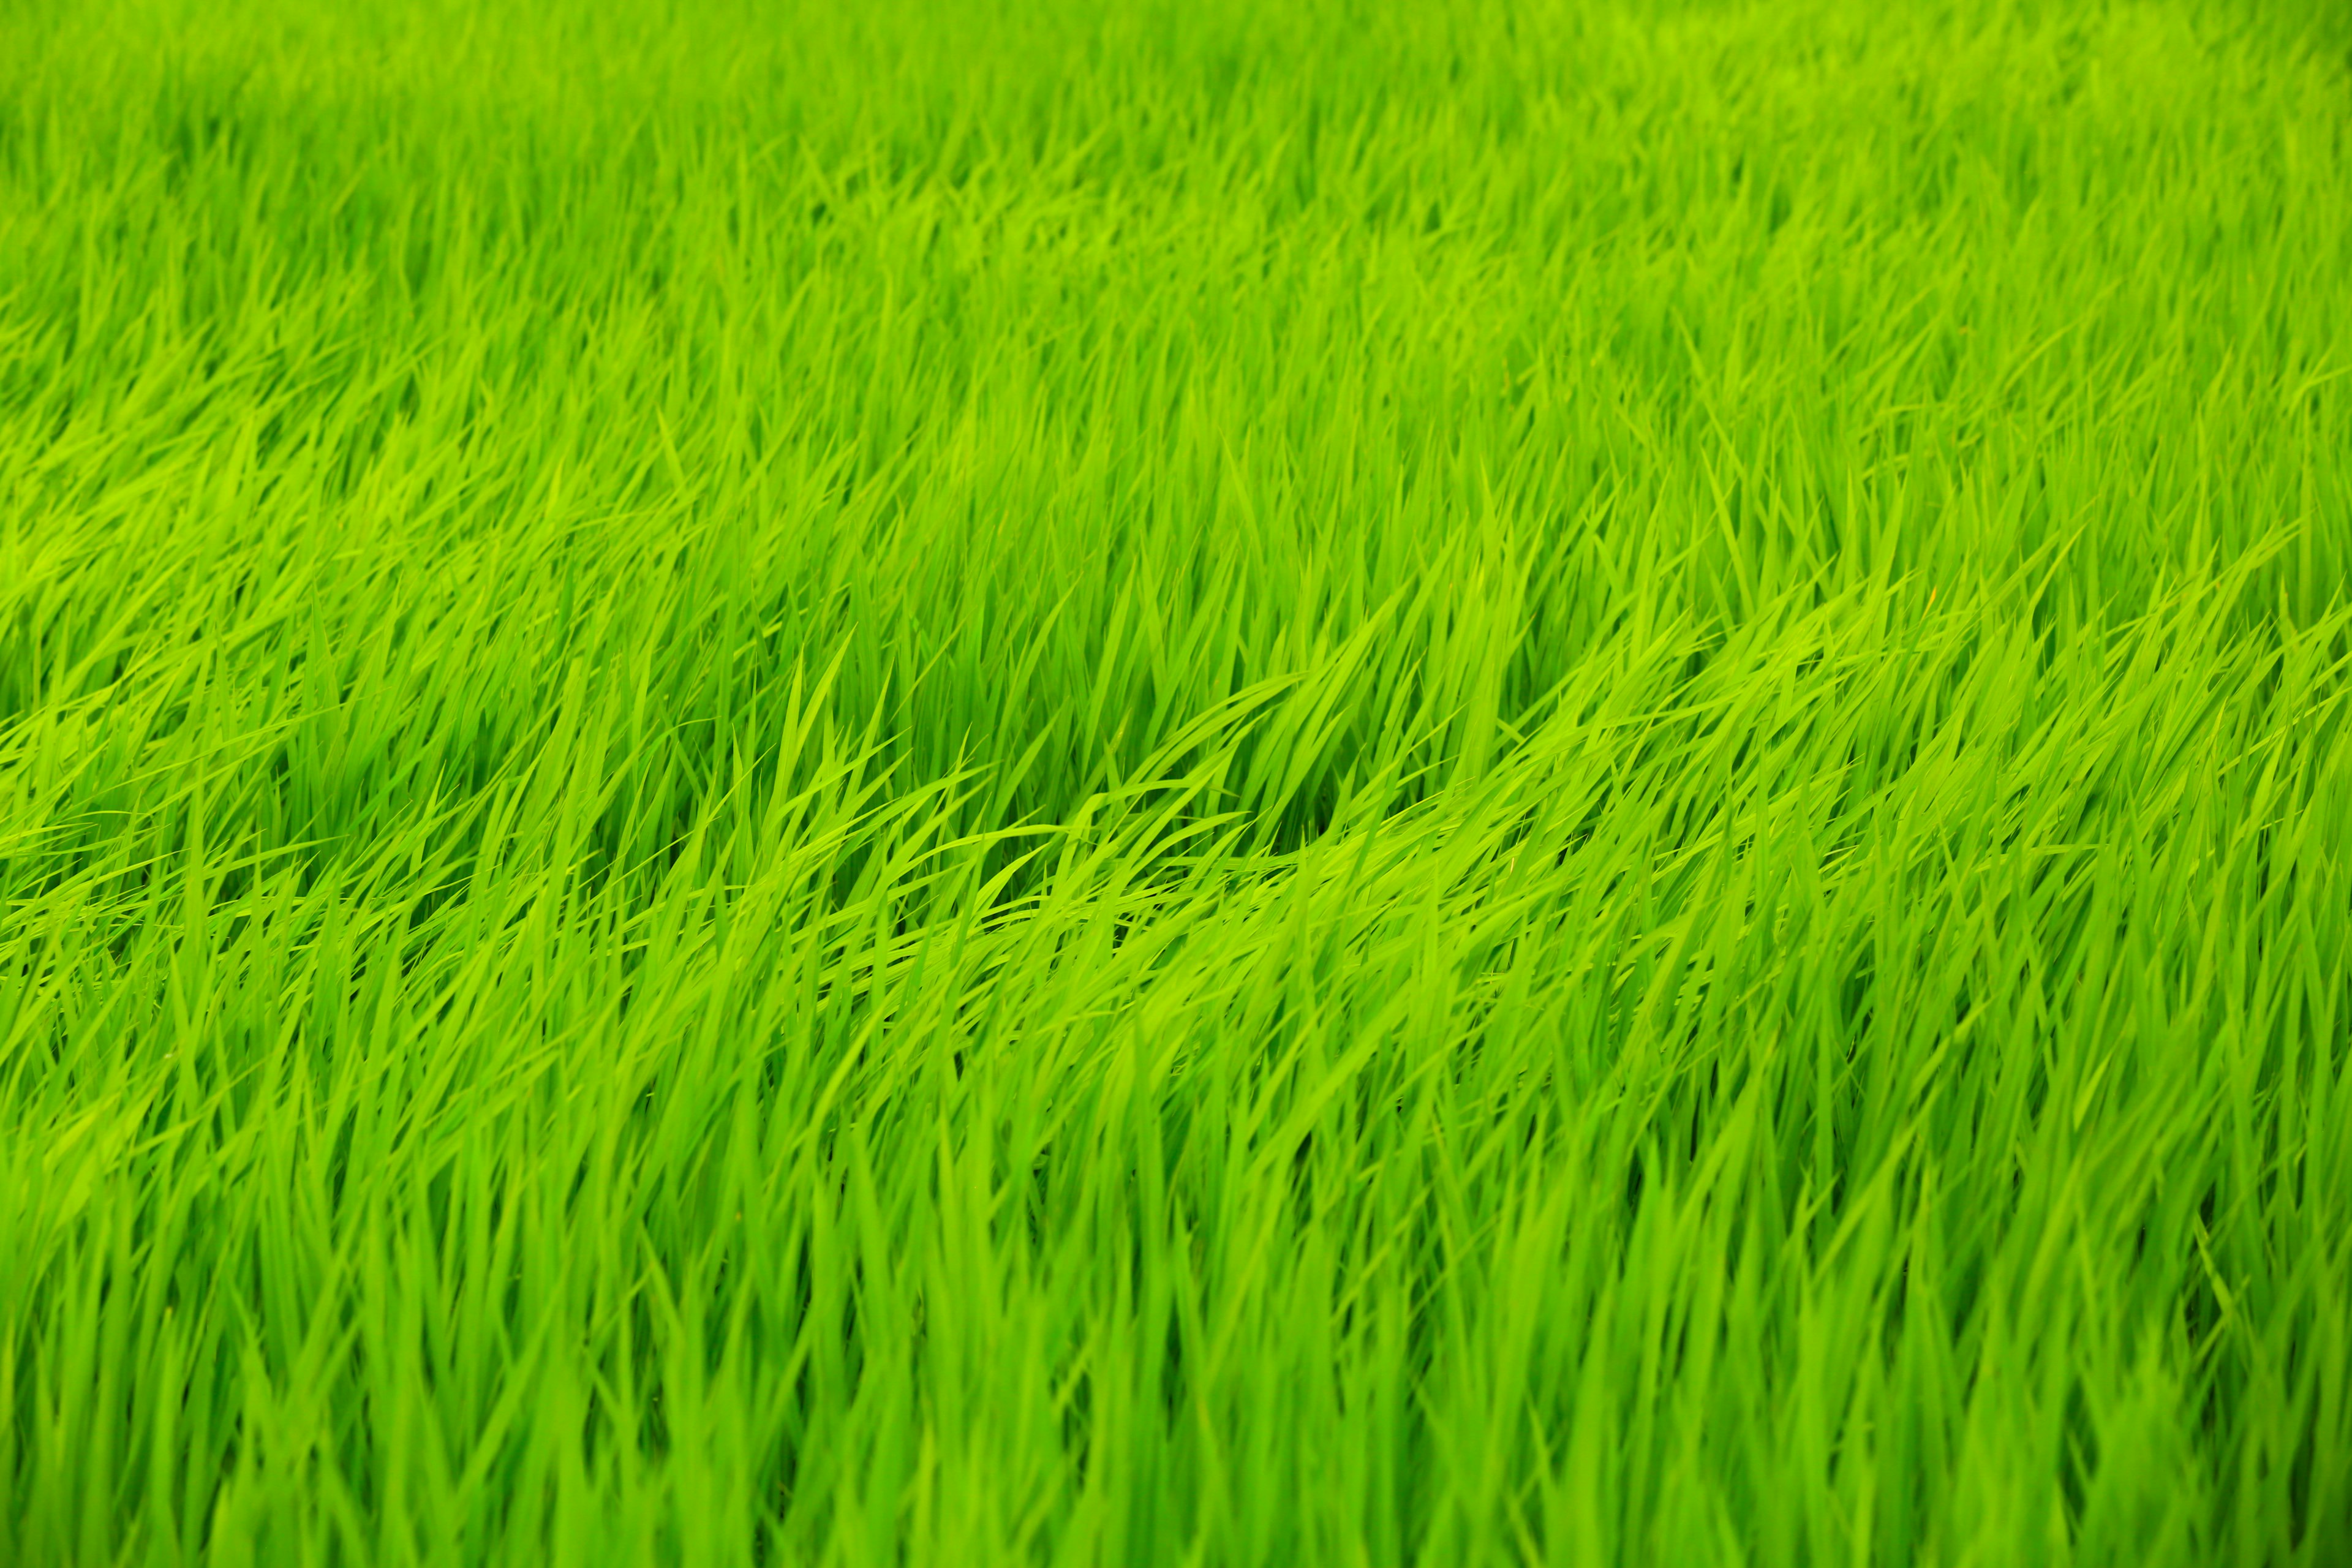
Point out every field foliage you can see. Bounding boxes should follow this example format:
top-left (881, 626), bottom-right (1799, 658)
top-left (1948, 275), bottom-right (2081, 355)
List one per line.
top-left (2, 0), bottom-right (2350, 1562)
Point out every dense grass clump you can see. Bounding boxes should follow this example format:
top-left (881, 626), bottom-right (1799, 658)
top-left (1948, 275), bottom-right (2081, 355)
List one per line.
top-left (3, 0), bottom-right (2350, 1562)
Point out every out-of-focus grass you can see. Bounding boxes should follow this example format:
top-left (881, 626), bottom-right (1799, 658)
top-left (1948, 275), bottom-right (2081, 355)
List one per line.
top-left (2, 0), bottom-right (2348, 1562)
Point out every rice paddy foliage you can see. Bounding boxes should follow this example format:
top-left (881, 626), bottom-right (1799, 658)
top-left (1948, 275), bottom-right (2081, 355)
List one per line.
top-left (2, 0), bottom-right (2349, 1562)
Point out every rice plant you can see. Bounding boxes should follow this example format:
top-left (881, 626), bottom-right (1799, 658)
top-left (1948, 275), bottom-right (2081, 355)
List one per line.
top-left (2, 0), bottom-right (2348, 1562)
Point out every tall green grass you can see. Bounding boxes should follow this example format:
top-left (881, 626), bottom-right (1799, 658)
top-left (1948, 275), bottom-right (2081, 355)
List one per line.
top-left (2, 0), bottom-right (2348, 1562)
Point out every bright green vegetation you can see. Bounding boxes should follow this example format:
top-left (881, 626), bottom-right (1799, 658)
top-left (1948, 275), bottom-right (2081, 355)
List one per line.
top-left (3, 0), bottom-right (2350, 1561)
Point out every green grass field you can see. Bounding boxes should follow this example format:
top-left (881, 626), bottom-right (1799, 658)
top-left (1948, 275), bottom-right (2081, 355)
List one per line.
top-left (4, 0), bottom-right (2350, 1562)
